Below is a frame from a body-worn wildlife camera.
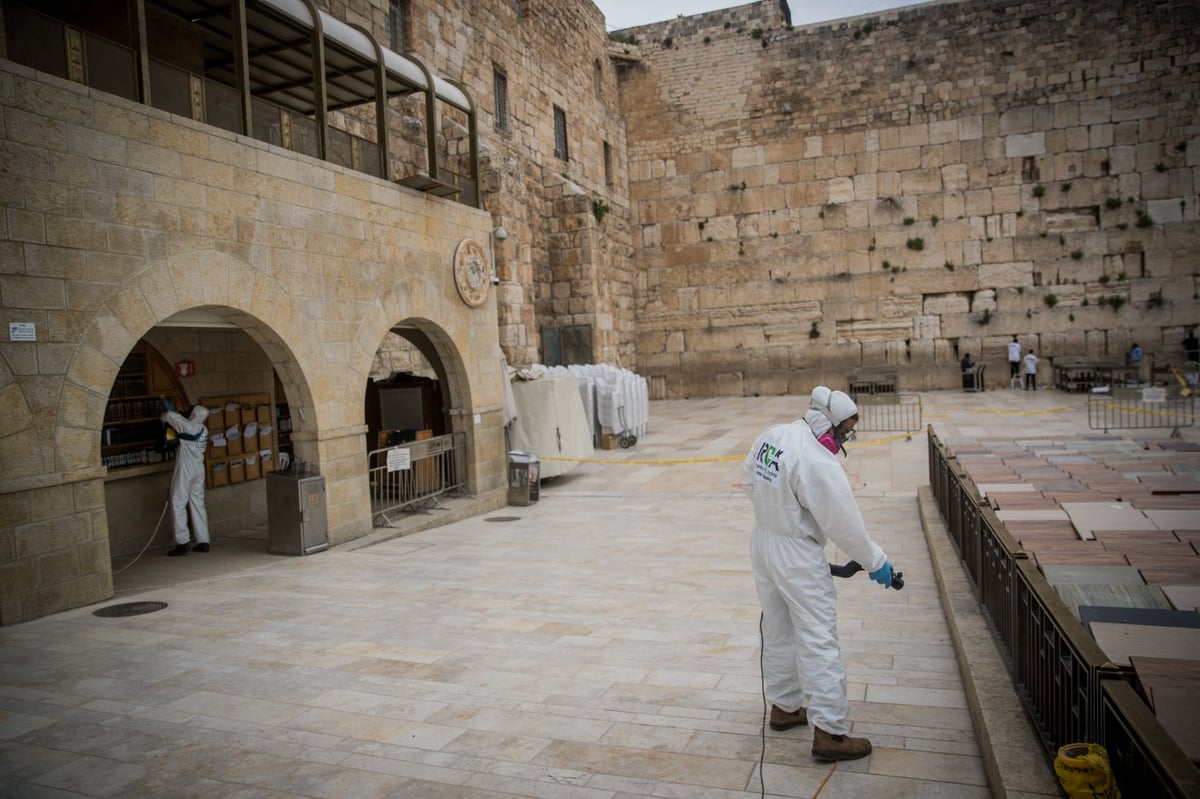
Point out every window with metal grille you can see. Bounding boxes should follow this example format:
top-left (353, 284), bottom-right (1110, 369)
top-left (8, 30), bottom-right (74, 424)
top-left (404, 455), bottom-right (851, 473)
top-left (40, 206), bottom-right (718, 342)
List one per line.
top-left (553, 106), bottom-right (568, 161)
top-left (493, 67), bottom-right (508, 130)
top-left (387, 0), bottom-right (407, 51)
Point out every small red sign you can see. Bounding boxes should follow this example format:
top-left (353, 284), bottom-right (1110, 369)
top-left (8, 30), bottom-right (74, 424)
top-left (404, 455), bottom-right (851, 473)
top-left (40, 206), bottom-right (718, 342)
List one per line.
top-left (175, 361), bottom-right (196, 378)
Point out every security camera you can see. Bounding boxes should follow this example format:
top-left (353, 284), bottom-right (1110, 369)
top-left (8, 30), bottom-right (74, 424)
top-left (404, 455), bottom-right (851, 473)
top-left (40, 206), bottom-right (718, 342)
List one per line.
top-left (493, 226), bottom-right (508, 241)
top-left (491, 276), bottom-right (501, 285)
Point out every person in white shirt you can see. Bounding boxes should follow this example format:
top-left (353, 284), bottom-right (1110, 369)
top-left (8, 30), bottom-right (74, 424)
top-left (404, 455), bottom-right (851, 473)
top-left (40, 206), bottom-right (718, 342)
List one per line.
top-left (1023, 349), bottom-right (1039, 391)
top-left (1007, 335), bottom-right (1021, 380)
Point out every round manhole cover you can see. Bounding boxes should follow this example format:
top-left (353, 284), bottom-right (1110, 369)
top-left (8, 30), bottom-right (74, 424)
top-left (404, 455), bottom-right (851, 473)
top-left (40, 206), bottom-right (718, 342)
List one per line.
top-left (484, 516), bottom-right (521, 522)
top-left (92, 601), bottom-right (168, 618)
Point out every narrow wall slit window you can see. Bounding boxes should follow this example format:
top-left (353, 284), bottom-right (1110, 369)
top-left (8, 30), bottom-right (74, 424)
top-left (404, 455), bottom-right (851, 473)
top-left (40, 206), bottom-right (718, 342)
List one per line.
top-left (603, 141), bottom-right (612, 185)
top-left (387, 0), bottom-right (407, 51)
top-left (553, 106), bottom-right (569, 161)
top-left (493, 68), bottom-right (508, 130)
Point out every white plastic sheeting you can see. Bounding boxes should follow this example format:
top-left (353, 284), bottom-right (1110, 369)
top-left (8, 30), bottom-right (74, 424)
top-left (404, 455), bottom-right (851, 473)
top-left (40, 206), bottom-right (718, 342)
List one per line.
top-left (505, 370), bottom-right (592, 478)
top-left (526, 364), bottom-right (649, 444)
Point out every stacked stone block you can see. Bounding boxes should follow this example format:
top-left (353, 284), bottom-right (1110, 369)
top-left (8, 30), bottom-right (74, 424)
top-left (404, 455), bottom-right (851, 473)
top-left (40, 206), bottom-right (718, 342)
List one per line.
top-left (619, 0), bottom-right (1200, 397)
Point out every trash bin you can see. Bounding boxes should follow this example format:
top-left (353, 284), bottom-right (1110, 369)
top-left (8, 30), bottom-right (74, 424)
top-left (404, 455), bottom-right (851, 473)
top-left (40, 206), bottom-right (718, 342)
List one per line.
top-left (507, 450), bottom-right (540, 506)
top-left (266, 465), bottom-right (329, 555)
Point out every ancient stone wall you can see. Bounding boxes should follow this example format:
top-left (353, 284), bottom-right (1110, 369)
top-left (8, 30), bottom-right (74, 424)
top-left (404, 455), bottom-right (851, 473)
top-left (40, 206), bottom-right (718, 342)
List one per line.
top-left (332, 0), bottom-right (638, 369)
top-left (619, 0), bottom-right (1200, 397)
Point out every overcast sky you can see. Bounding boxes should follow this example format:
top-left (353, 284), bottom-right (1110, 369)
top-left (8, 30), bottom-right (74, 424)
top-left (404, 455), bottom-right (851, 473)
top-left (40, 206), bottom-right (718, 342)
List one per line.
top-left (594, 0), bottom-right (918, 30)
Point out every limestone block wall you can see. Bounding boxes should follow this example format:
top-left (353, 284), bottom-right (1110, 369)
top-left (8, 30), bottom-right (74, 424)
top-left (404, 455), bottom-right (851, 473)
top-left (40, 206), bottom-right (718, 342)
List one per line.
top-left (619, 0), bottom-right (1200, 397)
top-left (0, 61), bottom-right (506, 624)
top-left (337, 0), bottom-right (638, 368)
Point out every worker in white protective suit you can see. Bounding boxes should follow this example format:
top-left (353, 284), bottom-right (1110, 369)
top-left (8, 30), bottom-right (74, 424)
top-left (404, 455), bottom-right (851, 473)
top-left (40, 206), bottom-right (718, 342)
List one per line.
top-left (161, 405), bottom-right (211, 556)
top-left (742, 388), bottom-right (895, 761)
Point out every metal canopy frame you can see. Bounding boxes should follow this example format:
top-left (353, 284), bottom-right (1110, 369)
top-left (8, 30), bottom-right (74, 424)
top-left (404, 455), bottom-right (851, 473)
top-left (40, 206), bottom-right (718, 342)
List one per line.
top-left (142, 0), bottom-right (477, 202)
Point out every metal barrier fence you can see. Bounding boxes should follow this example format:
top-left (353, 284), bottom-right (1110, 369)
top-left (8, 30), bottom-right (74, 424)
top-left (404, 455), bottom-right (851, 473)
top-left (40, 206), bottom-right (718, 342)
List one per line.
top-left (368, 433), bottom-right (466, 525)
top-left (847, 369), bottom-right (898, 396)
top-left (855, 392), bottom-right (922, 433)
top-left (927, 427), bottom-right (1200, 798)
top-left (1088, 386), bottom-right (1195, 435)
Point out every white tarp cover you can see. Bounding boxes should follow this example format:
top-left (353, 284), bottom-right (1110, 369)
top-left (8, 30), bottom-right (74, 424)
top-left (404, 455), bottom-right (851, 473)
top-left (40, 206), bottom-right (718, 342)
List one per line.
top-left (529, 364), bottom-right (649, 441)
top-left (506, 371), bottom-right (592, 478)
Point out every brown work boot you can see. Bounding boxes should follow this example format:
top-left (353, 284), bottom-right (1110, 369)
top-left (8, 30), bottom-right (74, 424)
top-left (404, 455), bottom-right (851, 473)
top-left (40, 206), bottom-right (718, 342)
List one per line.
top-left (812, 726), bottom-right (872, 761)
top-left (769, 705), bottom-right (808, 731)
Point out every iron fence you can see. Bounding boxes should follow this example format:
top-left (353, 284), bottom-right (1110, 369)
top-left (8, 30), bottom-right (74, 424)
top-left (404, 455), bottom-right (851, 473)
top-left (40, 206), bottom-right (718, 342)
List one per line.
top-left (368, 433), bottom-right (466, 525)
top-left (855, 392), bottom-right (922, 433)
top-left (1087, 386), bottom-right (1195, 435)
top-left (927, 427), bottom-right (1200, 798)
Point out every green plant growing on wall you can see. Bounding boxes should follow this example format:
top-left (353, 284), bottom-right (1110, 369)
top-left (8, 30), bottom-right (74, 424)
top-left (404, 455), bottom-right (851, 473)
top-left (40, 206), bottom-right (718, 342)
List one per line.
top-left (1136, 211), bottom-right (1153, 228)
top-left (881, 259), bottom-right (891, 270)
top-left (1099, 273), bottom-right (1110, 285)
top-left (1044, 293), bottom-right (1058, 308)
top-left (1070, 250), bottom-right (1083, 260)
top-left (1117, 271), bottom-right (1127, 280)
top-left (906, 237), bottom-right (924, 251)
top-left (662, 36), bottom-right (673, 48)
top-left (1059, 235), bottom-right (1066, 245)
top-left (770, 232), bottom-right (778, 238)
top-left (698, 220), bottom-right (706, 230)
top-left (1177, 141), bottom-right (1188, 152)
top-left (1117, 223), bottom-right (1128, 230)
top-left (1069, 313), bottom-right (1075, 322)
top-left (592, 198), bottom-right (611, 223)
top-left (944, 261), bottom-right (954, 271)
top-left (903, 216), bottom-right (915, 226)
top-left (1016, 209), bottom-right (1024, 217)
top-left (703, 35), bottom-right (711, 44)
top-left (1155, 162), bottom-right (1167, 172)
top-left (1106, 196), bottom-right (1123, 209)
top-left (608, 31), bottom-right (638, 45)
top-left (1017, 286), bottom-right (1025, 294)
top-left (1033, 184), bottom-right (1046, 198)
top-left (809, 321), bottom-right (820, 339)
top-left (1061, 181), bottom-right (1072, 192)
top-left (751, 28), bottom-right (763, 38)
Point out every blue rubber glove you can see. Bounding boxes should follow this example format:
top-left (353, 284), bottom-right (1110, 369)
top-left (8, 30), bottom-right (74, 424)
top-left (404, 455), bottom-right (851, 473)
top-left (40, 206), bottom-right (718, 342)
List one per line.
top-left (868, 561), bottom-right (894, 588)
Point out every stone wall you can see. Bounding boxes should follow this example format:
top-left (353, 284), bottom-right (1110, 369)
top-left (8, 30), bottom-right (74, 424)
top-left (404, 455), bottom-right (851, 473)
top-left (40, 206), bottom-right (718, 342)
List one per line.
top-left (334, 0), bottom-right (638, 369)
top-left (0, 60), bottom-right (507, 623)
top-left (618, 0), bottom-right (1200, 397)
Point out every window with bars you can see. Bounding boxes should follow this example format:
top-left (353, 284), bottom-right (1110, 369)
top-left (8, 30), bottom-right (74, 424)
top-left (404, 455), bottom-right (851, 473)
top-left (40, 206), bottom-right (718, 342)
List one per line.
top-left (553, 106), bottom-right (568, 161)
top-left (387, 0), bottom-right (407, 51)
top-left (493, 67), bottom-right (508, 130)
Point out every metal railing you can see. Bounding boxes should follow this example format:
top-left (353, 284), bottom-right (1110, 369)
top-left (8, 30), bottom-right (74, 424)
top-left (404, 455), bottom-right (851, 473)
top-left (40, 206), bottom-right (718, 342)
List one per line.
top-left (1088, 386), bottom-right (1195, 435)
top-left (855, 392), bottom-right (922, 433)
top-left (368, 433), bottom-right (465, 525)
top-left (847, 368), bottom-right (897, 397)
top-left (927, 427), bottom-right (1200, 798)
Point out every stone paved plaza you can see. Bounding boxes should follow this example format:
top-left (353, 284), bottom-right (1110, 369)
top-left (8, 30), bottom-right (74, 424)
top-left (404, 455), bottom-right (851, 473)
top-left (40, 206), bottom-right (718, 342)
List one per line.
top-left (5, 388), bottom-right (1193, 798)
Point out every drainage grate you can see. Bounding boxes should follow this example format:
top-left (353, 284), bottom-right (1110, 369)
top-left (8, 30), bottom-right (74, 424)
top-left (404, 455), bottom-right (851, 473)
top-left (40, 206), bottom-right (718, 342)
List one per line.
top-left (484, 516), bottom-right (521, 523)
top-left (93, 601), bottom-right (168, 618)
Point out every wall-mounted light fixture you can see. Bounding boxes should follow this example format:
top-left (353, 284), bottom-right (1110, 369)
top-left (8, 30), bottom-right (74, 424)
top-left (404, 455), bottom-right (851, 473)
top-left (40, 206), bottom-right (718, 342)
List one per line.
top-left (490, 226), bottom-right (508, 285)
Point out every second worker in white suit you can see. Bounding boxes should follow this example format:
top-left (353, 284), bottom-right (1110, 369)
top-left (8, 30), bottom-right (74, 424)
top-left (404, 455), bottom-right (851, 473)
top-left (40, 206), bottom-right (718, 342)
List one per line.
top-left (162, 404), bottom-right (212, 556)
top-left (742, 389), bottom-right (895, 761)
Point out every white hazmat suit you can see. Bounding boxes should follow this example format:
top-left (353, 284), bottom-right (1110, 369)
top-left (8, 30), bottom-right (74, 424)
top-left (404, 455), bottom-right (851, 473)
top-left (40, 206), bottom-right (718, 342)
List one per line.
top-left (742, 396), bottom-right (886, 736)
top-left (163, 405), bottom-right (211, 548)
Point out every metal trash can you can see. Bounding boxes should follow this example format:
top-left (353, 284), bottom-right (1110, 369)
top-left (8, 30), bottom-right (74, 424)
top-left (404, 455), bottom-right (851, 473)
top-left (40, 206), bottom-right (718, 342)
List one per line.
top-left (507, 450), bottom-right (540, 506)
top-left (266, 464), bottom-right (329, 555)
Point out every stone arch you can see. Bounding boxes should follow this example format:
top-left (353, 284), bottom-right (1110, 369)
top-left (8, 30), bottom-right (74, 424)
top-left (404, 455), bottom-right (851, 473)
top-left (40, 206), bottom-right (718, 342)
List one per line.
top-left (355, 276), bottom-right (480, 429)
top-left (57, 249), bottom-right (326, 475)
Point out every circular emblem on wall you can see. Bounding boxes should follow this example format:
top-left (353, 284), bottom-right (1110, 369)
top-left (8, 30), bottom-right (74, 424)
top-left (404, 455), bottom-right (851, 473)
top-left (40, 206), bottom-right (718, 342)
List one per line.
top-left (453, 238), bottom-right (490, 307)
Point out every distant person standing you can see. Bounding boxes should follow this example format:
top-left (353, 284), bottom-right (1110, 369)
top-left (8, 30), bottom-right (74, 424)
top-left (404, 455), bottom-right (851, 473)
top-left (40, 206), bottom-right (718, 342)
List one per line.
top-left (1128, 342), bottom-right (1144, 382)
top-left (1184, 329), bottom-right (1199, 364)
top-left (1007, 335), bottom-right (1021, 379)
top-left (1023, 349), bottom-right (1039, 391)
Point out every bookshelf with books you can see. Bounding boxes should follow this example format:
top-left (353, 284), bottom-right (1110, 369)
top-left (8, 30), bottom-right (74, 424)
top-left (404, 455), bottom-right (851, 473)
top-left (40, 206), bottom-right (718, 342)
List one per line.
top-left (101, 343), bottom-right (188, 470)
